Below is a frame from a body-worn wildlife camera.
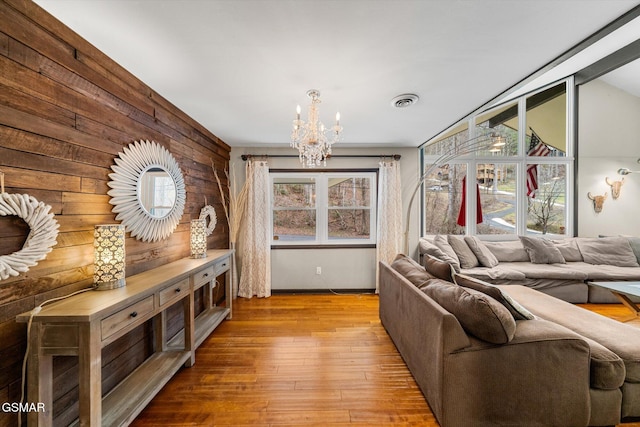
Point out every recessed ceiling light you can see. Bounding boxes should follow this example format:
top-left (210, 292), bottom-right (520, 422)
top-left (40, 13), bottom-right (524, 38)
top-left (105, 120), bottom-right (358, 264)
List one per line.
top-left (390, 93), bottom-right (419, 108)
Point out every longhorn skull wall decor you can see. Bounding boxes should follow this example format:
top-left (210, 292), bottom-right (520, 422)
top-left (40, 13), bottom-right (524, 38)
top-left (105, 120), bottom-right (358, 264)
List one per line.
top-left (605, 177), bottom-right (624, 200)
top-left (587, 192), bottom-right (607, 213)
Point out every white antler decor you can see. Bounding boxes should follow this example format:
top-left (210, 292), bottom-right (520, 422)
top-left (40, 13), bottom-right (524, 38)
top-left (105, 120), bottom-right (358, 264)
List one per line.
top-left (587, 192), bottom-right (607, 213)
top-left (605, 177), bottom-right (624, 200)
top-left (0, 192), bottom-right (59, 280)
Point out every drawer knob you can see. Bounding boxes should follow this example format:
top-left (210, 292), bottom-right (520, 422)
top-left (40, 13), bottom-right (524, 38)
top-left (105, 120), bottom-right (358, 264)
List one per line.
top-left (130, 311), bottom-right (138, 318)
top-left (203, 273), bottom-right (209, 278)
top-left (175, 288), bottom-right (181, 293)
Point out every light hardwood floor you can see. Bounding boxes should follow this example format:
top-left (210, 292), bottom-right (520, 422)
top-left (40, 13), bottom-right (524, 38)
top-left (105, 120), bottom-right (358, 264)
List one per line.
top-left (131, 293), bottom-right (640, 427)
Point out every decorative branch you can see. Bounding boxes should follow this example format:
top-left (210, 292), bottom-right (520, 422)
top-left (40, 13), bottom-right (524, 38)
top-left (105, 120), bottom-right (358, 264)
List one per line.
top-left (212, 161), bottom-right (249, 244)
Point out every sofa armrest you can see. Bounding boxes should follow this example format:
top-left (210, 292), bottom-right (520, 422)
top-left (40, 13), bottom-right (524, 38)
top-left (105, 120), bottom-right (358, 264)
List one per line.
top-left (441, 319), bottom-right (592, 426)
top-left (379, 261), bottom-right (470, 422)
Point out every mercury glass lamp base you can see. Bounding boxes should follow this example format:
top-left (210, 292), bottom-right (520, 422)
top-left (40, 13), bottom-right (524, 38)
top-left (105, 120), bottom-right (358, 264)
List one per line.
top-left (94, 278), bottom-right (126, 291)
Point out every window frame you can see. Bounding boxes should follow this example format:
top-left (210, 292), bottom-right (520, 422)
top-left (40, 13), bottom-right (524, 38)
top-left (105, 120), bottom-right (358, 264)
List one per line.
top-left (270, 170), bottom-right (378, 247)
top-left (420, 78), bottom-right (575, 239)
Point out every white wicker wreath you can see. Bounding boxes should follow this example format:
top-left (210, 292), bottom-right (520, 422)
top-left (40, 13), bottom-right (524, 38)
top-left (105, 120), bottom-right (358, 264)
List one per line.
top-left (0, 193), bottom-right (59, 280)
top-left (199, 205), bottom-right (217, 236)
top-left (107, 140), bottom-right (186, 243)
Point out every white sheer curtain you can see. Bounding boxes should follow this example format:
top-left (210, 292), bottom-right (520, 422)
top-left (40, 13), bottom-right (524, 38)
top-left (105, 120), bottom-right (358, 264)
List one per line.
top-left (376, 160), bottom-right (403, 292)
top-left (238, 160), bottom-right (271, 298)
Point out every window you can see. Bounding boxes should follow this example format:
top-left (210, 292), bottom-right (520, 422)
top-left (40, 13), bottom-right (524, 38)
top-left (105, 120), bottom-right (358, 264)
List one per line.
top-left (423, 163), bottom-right (467, 235)
top-left (421, 80), bottom-right (573, 237)
top-left (476, 162), bottom-right (518, 235)
top-left (271, 171), bottom-right (377, 245)
top-left (272, 176), bottom-right (316, 242)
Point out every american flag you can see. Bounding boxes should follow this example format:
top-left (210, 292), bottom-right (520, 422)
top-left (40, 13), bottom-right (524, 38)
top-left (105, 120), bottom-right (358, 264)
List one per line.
top-left (526, 131), bottom-right (551, 198)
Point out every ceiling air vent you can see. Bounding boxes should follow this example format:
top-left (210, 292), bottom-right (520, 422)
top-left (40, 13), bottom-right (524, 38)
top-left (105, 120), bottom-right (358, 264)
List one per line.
top-left (391, 93), bottom-right (419, 108)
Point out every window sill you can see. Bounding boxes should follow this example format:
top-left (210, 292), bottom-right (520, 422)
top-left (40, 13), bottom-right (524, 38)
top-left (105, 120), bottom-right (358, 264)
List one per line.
top-left (271, 244), bottom-right (376, 250)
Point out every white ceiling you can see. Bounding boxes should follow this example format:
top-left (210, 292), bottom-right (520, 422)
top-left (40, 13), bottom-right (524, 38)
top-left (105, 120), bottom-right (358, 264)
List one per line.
top-left (600, 58), bottom-right (640, 97)
top-left (32, 0), bottom-right (640, 148)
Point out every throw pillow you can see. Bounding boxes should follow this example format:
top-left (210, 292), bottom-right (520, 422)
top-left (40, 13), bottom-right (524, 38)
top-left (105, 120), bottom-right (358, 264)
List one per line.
top-left (551, 238), bottom-right (583, 262)
top-left (452, 273), bottom-right (535, 320)
top-left (448, 235), bottom-right (479, 269)
top-left (433, 234), bottom-right (461, 272)
top-left (464, 236), bottom-right (499, 268)
top-left (519, 236), bottom-right (566, 264)
top-left (423, 255), bottom-right (455, 282)
top-left (627, 237), bottom-right (640, 265)
top-left (419, 238), bottom-right (449, 260)
top-left (481, 240), bottom-right (530, 262)
top-left (420, 278), bottom-right (516, 344)
top-left (576, 237), bottom-right (640, 267)
top-left (390, 254), bottom-right (434, 288)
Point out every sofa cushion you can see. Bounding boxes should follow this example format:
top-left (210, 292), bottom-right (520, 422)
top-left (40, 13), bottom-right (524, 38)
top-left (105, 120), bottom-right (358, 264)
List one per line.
top-left (459, 266), bottom-right (526, 281)
top-left (519, 236), bottom-right (566, 264)
top-left (576, 262), bottom-right (640, 281)
top-left (453, 273), bottom-right (535, 320)
top-left (622, 382), bottom-right (640, 418)
top-left (499, 284), bottom-right (640, 384)
top-left (390, 254), bottom-right (434, 287)
top-left (420, 279), bottom-right (516, 344)
top-left (552, 238), bottom-right (583, 262)
top-left (500, 262), bottom-right (588, 280)
top-left (448, 235), bottom-right (479, 269)
top-left (482, 240), bottom-right (530, 262)
top-left (577, 237), bottom-right (640, 267)
top-left (424, 255), bottom-right (455, 282)
top-left (433, 234), bottom-right (461, 272)
top-left (464, 236), bottom-right (499, 268)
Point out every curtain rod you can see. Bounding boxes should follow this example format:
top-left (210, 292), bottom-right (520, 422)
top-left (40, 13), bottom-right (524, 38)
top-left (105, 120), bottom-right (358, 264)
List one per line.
top-left (241, 154), bottom-right (401, 161)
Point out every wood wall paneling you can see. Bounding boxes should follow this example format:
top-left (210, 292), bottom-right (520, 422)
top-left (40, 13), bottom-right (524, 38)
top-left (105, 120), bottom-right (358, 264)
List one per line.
top-left (0, 1), bottom-right (231, 425)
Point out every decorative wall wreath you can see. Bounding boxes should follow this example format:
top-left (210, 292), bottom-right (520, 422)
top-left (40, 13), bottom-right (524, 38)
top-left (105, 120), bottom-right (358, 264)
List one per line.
top-left (0, 193), bottom-right (59, 280)
top-left (108, 140), bottom-right (186, 243)
top-left (199, 205), bottom-right (217, 236)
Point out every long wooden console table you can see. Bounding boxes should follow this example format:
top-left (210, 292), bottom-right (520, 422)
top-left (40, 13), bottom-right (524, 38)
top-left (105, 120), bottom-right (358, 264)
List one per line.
top-left (16, 249), bottom-right (233, 427)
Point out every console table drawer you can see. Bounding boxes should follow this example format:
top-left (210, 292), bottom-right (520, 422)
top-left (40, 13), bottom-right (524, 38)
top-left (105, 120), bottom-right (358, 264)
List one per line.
top-left (192, 266), bottom-right (214, 289)
top-left (159, 277), bottom-right (190, 307)
top-left (213, 256), bottom-right (231, 275)
top-left (101, 296), bottom-right (155, 340)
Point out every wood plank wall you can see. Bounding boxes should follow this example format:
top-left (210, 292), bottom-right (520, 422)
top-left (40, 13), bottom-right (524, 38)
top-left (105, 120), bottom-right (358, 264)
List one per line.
top-left (0, 1), bottom-right (231, 425)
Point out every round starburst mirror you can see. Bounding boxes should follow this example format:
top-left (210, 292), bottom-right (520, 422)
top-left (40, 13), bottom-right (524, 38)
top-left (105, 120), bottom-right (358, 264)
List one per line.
top-left (107, 140), bottom-right (186, 242)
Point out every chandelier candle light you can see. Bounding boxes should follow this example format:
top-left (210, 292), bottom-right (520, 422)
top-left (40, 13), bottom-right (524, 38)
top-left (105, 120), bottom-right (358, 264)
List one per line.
top-left (291, 89), bottom-right (342, 167)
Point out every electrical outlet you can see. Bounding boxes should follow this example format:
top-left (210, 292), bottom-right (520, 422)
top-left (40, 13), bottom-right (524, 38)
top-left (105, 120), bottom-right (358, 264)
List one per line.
top-left (316, 266), bottom-right (322, 275)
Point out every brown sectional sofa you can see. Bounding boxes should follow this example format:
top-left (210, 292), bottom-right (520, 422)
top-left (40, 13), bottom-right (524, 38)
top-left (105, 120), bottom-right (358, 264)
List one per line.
top-left (419, 235), bottom-right (640, 303)
top-left (379, 255), bottom-right (640, 426)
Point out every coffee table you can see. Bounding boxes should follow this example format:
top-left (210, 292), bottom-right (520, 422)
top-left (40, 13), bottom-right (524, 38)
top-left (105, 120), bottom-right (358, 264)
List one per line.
top-left (588, 281), bottom-right (640, 322)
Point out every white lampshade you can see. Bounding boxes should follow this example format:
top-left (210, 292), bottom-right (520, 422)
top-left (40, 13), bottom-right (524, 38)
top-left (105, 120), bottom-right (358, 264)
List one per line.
top-left (190, 219), bottom-right (207, 259)
top-left (94, 224), bottom-right (126, 290)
